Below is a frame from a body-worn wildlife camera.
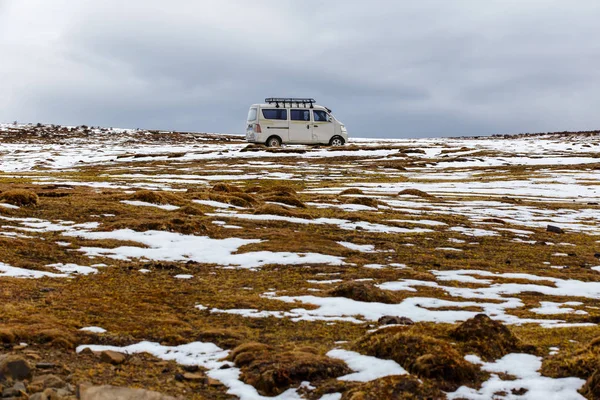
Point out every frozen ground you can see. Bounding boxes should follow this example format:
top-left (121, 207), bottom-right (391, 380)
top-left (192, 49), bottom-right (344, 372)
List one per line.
top-left (1, 123), bottom-right (600, 399)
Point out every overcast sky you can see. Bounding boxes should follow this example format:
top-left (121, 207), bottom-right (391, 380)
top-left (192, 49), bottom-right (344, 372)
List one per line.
top-left (1, 0), bottom-right (599, 138)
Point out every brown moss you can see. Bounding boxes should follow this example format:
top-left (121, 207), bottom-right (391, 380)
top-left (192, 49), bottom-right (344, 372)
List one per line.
top-left (35, 328), bottom-right (76, 349)
top-left (129, 190), bottom-right (165, 204)
top-left (178, 205), bottom-right (204, 216)
top-left (340, 188), bottom-right (364, 195)
top-left (353, 329), bottom-right (481, 391)
top-left (0, 328), bottom-right (16, 343)
top-left (450, 314), bottom-right (525, 360)
top-left (257, 185), bottom-right (297, 197)
top-left (129, 190), bottom-right (184, 205)
top-left (581, 370), bottom-right (600, 399)
top-left (210, 183), bottom-right (243, 193)
top-left (346, 197), bottom-right (379, 208)
top-left (0, 189), bottom-right (39, 206)
top-left (228, 342), bottom-right (274, 367)
top-left (398, 189), bottom-right (437, 199)
top-left (196, 329), bottom-right (245, 349)
top-left (208, 193), bottom-right (256, 208)
top-left (542, 336), bottom-right (600, 380)
top-left (341, 375), bottom-right (446, 400)
top-left (263, 195), bottom-right (306, 208)
top-left (240, 350), bottom-right (351, 396)
top-left (328, 282), bottom-right (396, 304)
top-left (253, 204), bottom-right (309, 218)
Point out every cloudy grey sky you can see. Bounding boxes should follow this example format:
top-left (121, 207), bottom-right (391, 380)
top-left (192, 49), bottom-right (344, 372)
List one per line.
top-left (1, 0), bottom-right (599, 138)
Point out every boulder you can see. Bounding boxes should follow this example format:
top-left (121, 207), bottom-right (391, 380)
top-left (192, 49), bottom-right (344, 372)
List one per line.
top-left (547, 225), bottom-right (565, 234)
top-left (99, 350), bottom-right (126, 365)
top-left (0, 355), bottom-right (32, 381)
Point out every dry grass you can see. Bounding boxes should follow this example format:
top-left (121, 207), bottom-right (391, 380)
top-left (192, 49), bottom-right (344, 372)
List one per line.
top-left (341, 375), bottom-right (445, 400)
top-left (397, 189), bottom-right (437, 199)
top-left (328, 282), bottom-right (396, 304)
top-left (352, 327), bottom-right (483, 391)
top-left (0, 189), bottom-right (39, 206)
top-left (1, 128), bottom-right (600, 398)
top-left (229, 343), bottom-right (351, 396)
top-left (450, 314), bottom-right (531, 360)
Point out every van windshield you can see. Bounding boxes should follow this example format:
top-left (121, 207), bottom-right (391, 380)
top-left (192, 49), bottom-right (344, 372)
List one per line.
top-left (247, 108), bottom-right (257, 121)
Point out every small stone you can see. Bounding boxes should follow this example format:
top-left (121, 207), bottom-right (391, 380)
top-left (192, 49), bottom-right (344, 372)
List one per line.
top-left (24, 352), bottom-right (41, 361)
top-left (13, 381), bottom-right (26, 392)
top-left (182, 372), bottom-right (206, 382)
top-left (100, 350), bottom-right (126, 365)
top-left (547, 225), bottom-right (565, 234)
top-left (182, 365), bottom-right (199, 373)
top-left (207, 378), bottom-right (224, 387)
top-left (35, 363), bottom-right (55, 370)
top-left (29, 393), bottom-right (48, 400)
top-left (0, 355), bottom-right (32, 381)
top-left (78, 348), bottom-right (96, 357)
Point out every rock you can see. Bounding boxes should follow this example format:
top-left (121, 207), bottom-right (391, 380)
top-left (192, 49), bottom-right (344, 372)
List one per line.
top-left (547, 225), bottom-right (565, 234)
top-left (0, 355), bottom-right (32, 381)
top-left (207, 378), bottom-right (224, 387)
top-left (29, 393), bottom-right (48, 400)
top-left (182, 372), bottom-right (205, 382)
top-left (181, 365), bottom-right (199, 373)
top-left (377, 316), bottom-right (414, 326)
top-left (99, 350), bottom-right (126, 365)
top-left (78, 348), bottom-right (95, 357)
top-left (35, 363), bottom-right (55, 370)
top-left (78, 384), bottom-right (179, 400)
top-left (594, 252), bottom-right (600, 259)
top-left (31, 374), bottom-right (66, 389)
top-left (3, 380), bottom-right (27, 397)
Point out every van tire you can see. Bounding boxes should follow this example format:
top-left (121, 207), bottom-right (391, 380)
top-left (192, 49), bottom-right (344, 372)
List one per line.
top-left (329, 136), bottom-right (345, 146)
top-left (266, 136), bottom-right (282, 147)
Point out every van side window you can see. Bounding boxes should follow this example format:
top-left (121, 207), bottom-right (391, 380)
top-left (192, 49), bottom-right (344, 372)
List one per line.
top-left (290, 110), bottom-right (310, 121)
top-left (262, 109), bottom-right (287, 120)
top-left (313, 110), bottom-right (329, 122)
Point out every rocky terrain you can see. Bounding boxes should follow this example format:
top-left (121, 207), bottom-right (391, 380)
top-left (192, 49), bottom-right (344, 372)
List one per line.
top-left (0, 123), bottom-right (600, 399)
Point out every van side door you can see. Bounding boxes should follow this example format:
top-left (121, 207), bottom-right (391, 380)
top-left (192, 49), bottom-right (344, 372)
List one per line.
top-left (312, 110), bottom-right (335, 144)
top-left (260, 108), bottom-right (289, 142)
top-left (289, 109), bottom-right (312, 144)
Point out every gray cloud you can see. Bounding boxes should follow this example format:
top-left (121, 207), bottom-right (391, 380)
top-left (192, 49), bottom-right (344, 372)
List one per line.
top-left (1, 0), bottom-right (599, 137)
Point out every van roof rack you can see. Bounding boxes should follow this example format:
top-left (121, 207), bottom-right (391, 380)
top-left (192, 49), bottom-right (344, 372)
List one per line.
top-left (265, 97), bottom-right (316, 108)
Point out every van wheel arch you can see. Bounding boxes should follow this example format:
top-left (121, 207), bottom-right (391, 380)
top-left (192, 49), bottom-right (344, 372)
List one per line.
top-left (266, 135), bottom-right (282, 147)
top-left (329, 135), bottom-right (345, 146)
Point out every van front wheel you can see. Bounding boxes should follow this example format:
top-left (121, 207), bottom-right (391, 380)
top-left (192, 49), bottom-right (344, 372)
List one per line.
top-left (329, 136), bottom-right (345, 146)
top-left (266, 136), bottom-right (282, 147)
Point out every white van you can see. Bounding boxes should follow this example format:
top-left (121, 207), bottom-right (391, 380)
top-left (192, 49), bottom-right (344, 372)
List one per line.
top-left (245, 98), bottom-right (348, 147)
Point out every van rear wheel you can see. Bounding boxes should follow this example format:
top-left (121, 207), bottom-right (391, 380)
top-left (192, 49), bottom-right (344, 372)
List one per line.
top-left (266, 136), bottom-right (282, 147)
top-left (329, 136), bottom-right (345, 146)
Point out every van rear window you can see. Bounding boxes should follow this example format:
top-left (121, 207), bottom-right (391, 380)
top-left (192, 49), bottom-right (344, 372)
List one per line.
top-left (247, 108), bottom-right (257, 121)
top-left (262, 109), bottom-right (287, 120)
